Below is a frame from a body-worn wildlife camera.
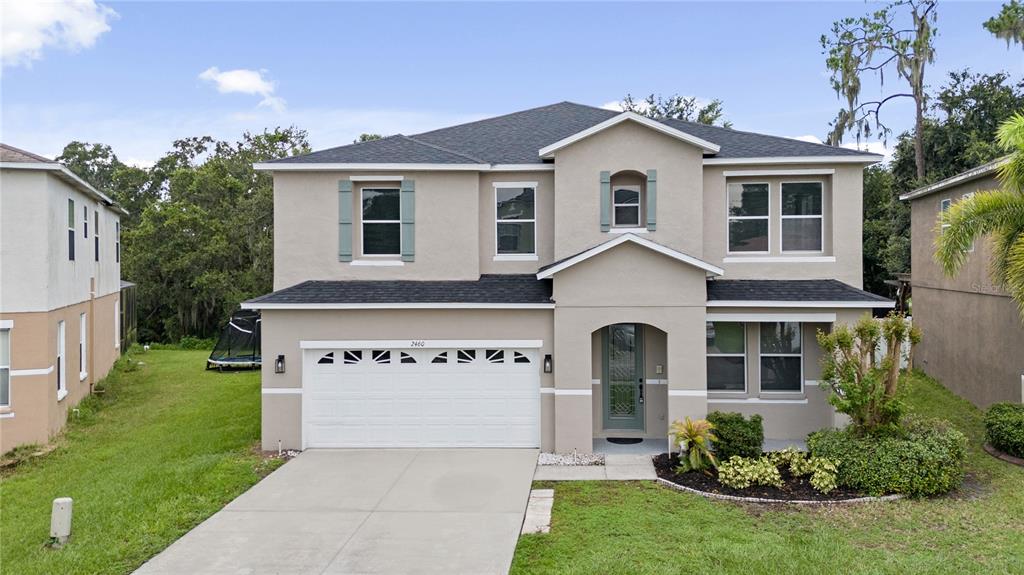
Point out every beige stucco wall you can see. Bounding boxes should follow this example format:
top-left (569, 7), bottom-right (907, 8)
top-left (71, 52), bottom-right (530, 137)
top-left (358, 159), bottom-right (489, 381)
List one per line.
top-left (272, 171), bottom-right (482, 289)
top-left (702, 164), bottom-right (865, 287)
top-left (0, 291), bottom-right (120, 453)
top-left (259, 308), bottom-right (554, 450)
top-left (477, 171), bottom-right (556, 274)
top-left (909, 175), bottom-right (1024, 406)
top-left (551, 120), bottom-right (706, 261)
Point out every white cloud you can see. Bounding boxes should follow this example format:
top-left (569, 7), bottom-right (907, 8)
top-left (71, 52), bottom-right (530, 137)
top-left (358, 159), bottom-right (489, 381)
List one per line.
top-left (1, 0), bottom-right (117, 68)
top-left (199, 67), bottom-right (286, 112)
top-left (792, 134), bottom-right (894, 163)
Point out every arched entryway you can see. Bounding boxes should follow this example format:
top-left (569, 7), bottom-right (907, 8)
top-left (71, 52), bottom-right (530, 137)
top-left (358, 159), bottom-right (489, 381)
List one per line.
top-left (591, 323), bottom-right (668, 437)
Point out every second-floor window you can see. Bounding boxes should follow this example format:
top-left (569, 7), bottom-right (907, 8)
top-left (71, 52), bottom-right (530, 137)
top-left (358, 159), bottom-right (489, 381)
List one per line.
top-left (68, 199), bottom-right (76, 261)
top-left (495, 184), bottom-right (536, 255)
top-left (361, 188), bottom-right (401, 256)
top-left (612, 186), bottom-right (641, 227)
top-left (727, 183), bottom-right (769, 253)
top-left (115, 221), bottom-right (121, 263)
top-left (94, 210), bottom-right (100, 261)
top-left (781, 182), bottom-right (823, 252)
top-left (83, 205), bottom-right (89, 238)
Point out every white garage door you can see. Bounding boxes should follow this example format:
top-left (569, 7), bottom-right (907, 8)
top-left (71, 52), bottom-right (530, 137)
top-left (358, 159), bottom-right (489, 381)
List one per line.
top-left (303, 344), bottom-right (541, 448)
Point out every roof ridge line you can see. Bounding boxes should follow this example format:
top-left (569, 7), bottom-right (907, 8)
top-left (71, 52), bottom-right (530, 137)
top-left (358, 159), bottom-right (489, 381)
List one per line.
top-left (401, 135), bottom-right (487, 164)
top-left (411, 101), bottom-right (615, 139)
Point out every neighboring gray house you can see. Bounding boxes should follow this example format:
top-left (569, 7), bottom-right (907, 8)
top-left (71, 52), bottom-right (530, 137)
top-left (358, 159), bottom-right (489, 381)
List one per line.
top-left (246, 102), bottom-right (892, 453)
top-left (901, 158), bottom-right (1024, 407)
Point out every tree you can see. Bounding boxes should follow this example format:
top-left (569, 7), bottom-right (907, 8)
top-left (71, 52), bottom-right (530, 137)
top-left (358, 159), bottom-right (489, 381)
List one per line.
top-left (618, 94), bottom-right (732, 127)
top-left (822, 0), bottom-right (937, 180)
top-left (817, 313), bottom-right (920, 434)
top-left (985, 0), bottom-right (1024, 49)
top-left (935, 113), bottom-right (1024, 319)
top-left (354, 133), bottom-right (384, 143)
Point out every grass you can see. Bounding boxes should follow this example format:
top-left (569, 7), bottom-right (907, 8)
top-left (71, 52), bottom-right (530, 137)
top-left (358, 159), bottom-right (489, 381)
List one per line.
top-left (512, 370), bottom-right (1024, 574)
top-left (0, 349), bottom-right (282, 575)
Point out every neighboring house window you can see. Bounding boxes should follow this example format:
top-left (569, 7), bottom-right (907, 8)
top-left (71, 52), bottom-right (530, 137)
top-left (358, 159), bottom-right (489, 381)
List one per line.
top-left (79, 313), bottom-right (87, 380)
top-left (940, 198), bottom-right (952, 234)
top-left (760, 322), bottom-right (802, 392)
top-left (612, 185), bottom-right (641, 227)
top-left (94, 210), bottom-right (100, 261)
top-left (361, 188), bottom-right (401, 256)
top-left (83, 205), bottom-right (89, 238)
top-left (781, 182), bottom-right (823, 252)
top-left (962, 193), bottom-right (975, 252)
top-left (727, 183), bottom-right (769, 253)
top-left (57, 320), bottom-right (66, 399)
top-left (68, 199), bottom-right (76, 261)
top-left (706, 322), bottom-right (745, 392)
top-left (0, 327), bottom-right (10, 408)
top-left (115, 221), bottom-right (121, 263)
top-left (495, 184), bottom-right (536, 255)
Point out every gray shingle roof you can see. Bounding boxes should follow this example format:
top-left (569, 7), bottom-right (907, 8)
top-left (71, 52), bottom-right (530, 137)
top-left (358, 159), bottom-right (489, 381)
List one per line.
top-left (267, 102), bottom-right (877, 165)
top-left (707, 279), bottom-right (892, 304)
top-left (245, 275), bottom-right (553, 305)
top-left (0, 143), bottom-right (57, 163)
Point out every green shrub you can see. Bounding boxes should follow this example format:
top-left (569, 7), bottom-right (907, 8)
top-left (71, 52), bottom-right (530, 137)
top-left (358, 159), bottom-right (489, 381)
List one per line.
top-left (765, 448), bottom-right (839, 494)
top-left (707, 411), bottom-right (763, 460)
top-left (985, 402), bottom-right (1024, 458)
top-left (716, 456), bottom-right (783, 490)
top-left (808, 417), bottom-right (967, 497)
top-left (670, 417), bottom-right (718, 472)
top-left (178, 336), bottom-right (216, 350)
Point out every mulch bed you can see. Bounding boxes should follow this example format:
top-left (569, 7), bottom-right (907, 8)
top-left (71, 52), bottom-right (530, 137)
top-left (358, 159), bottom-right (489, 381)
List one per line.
top-left (983, 443), bottom-right (1024, 467)
top-left (653, 453), bottom-right (868, 502)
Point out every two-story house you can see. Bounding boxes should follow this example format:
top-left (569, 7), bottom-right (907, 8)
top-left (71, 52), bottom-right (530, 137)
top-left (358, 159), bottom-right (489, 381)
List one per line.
top-left (245, 102), bottom-right (893, 453)
top-left (900, 157), bottom-right (1024, 407)
top-left (0, 144), bottom-right (126, 453)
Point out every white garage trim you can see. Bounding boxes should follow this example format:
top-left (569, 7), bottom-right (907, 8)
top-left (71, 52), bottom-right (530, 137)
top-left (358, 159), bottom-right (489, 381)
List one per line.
top-left (706, 312), bottom-right (837, 323)
top-left (262, 388), bottom-right (302, 395)
top-left (300, 339), bottom-right (543, 350)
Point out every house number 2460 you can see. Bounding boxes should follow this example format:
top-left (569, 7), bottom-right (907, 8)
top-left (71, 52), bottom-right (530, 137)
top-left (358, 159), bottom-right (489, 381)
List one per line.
top-left (410, 340), bottom-right (426, 347)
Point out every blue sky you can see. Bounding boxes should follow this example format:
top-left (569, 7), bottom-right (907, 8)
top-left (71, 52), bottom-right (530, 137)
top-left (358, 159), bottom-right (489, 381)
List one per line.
top-left (2, 1), bottom-right (1020, 166)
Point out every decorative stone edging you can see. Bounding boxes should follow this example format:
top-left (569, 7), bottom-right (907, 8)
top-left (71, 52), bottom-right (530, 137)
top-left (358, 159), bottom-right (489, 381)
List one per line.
top-left (983, 443), bottom-right (1024, 467)
top-left (655, 477), bottom-right (904, 505)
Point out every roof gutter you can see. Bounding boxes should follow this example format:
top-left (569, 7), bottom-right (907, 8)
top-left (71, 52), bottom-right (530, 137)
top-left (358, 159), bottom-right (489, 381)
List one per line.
top-left (899, 156), bottom-right (1010, 201)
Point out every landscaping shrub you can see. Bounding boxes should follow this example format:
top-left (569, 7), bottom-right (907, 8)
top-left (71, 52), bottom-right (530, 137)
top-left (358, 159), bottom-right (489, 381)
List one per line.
top-left (669, 417), bottom-right (717, 472)
top-left (765, 448), bottom-right (839, 494)
top-left (716, 456), bottom-right (782, 489)
top-left (178, 336), bottom-right (216, 350)
top-left (707, 411), bottom-right (763, 460)
top-left (985, 402), bottom-right (1024, 458)
top-left (807, 417), bottom-right (967, 497)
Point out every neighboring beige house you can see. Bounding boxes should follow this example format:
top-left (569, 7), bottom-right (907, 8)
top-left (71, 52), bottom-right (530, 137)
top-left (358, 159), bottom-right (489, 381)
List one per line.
top-left (0, 144), bottom-right (126, 453)
top-left (246, 102), bottom-right (892, 453)
top-left (901, 157), bottom-right (1024, 407)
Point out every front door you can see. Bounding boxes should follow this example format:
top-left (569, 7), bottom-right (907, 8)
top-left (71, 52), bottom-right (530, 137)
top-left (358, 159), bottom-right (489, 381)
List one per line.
top-left (602, 323), bottom-right (644, 430)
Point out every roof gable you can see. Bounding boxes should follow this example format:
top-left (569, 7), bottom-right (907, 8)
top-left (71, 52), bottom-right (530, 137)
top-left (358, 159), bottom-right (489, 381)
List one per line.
top-left (536, 234), bottom-right (723, 279)
top-left (538, 112), bottom-right (720, 158)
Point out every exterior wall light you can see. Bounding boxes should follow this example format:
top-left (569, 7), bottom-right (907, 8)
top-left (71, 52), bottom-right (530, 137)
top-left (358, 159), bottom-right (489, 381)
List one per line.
top-left (275, 354), bottom-right (286, 374)
top-left (543, 354), bottom-right (553, 374)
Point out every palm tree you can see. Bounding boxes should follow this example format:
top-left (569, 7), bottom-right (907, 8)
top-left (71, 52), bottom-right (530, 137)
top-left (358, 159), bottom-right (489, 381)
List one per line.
top-left (935, 112), bottom-right (1024, 318)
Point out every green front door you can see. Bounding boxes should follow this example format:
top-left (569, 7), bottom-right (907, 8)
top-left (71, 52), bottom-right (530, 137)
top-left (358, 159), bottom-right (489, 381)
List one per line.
top-left (602, 323), bottom-right (645, 430)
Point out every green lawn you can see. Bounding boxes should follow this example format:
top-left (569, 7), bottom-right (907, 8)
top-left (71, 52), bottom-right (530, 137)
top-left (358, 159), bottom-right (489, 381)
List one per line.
top-left (512, 371), bottom-right (1024, 575)
top-left (0, 349), bottom-right (282, 575)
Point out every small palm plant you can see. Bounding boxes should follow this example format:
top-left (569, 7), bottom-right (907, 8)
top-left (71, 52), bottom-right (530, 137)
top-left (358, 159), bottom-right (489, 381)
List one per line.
top-left (670, 417), bottom-right (718, 473)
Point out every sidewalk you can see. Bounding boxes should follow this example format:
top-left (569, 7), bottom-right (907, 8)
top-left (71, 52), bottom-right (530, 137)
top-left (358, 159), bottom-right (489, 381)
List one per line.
top-left (534, 454), bottom-right (656, 481)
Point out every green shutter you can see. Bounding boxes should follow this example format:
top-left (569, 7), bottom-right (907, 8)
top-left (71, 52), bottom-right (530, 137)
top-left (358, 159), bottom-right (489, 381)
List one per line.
top-left (646, 169), bottom-right (657, 231)
top-left (600, 171), bottom-right (611, 232)
top-left (338, 180), bottom-right (353, 262)
top-left (400, 179), bottom-right (415, 262)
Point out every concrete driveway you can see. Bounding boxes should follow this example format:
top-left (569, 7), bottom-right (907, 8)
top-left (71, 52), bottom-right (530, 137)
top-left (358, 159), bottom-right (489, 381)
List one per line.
top-left (135, 449), bottom-right (538, 575)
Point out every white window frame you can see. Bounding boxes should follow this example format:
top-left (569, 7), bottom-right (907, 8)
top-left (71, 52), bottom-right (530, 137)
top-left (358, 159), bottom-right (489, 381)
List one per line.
top-left (962, 192), bottom-right (975, 253)
top-left (780, 181), bottom-right (825, 254)
top-left (940, 198), bottom-right (952, 235)
top-left (68, 198), bottom-right (76, 261)
top-left (79, 313), bottom-right (88, 381)
top-left (0, 326), bottom-right (10, 408)
top-left (726, 182), bottom-right (771, 255)
top-left (706, 322), bottom-right (747, 394)
top-left (758, 322), bottom-right (803, 394)
top-left (57, 320), bottom-right (67, 401)
top-left (115, 220), bottom-right (121, 263)
top-left (493, 182), bottom-right (538, 259)
top-left (94, 209), bottom-right (100, 262)
top-left (83, 205), bottom-right (89, 238)
top-left (611, 184), bottom-right (642, 228)
top-left (359, 187), bottom-right (402, 258)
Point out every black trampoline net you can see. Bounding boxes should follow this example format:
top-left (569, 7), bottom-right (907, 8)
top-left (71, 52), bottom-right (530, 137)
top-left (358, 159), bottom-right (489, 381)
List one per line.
top-left (208, 310), bottom-right (261, 369)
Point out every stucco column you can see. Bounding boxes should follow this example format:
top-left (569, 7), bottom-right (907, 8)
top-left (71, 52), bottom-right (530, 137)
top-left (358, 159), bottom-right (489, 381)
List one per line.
top-left (666, 307), bottom-right (708, 442)
top-left (552, 308), bottom-right (595, 453)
